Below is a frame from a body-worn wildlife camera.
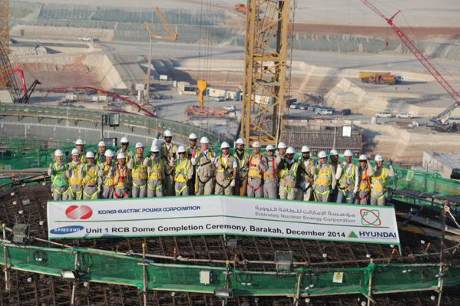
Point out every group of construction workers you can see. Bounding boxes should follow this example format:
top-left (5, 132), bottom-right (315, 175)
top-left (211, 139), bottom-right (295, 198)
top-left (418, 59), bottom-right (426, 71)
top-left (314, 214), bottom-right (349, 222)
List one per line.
top-left (48, 131), bottom-right (394, 206)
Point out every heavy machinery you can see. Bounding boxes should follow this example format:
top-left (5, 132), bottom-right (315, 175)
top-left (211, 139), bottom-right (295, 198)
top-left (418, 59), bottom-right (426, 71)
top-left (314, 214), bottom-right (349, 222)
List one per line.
top-left (241, 0), bottom-right (291, 145)
top-left (359, 71), bottom-right (402, 85)
top-left (360, 0), bottom-right (460, 123)
top-left (144, 7), bottom-right (179, 104)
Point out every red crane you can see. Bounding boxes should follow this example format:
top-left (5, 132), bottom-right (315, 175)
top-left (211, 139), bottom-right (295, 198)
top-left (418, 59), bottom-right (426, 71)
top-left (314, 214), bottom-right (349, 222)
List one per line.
top-left (360, 0), bottom-right (460, 121)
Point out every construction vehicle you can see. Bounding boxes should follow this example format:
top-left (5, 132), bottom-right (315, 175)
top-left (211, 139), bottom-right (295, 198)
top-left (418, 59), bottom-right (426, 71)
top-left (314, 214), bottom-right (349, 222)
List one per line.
top-left (360, 0), bottom-right (460, 123)
top-left (359, 71), bottom-right (402, 85)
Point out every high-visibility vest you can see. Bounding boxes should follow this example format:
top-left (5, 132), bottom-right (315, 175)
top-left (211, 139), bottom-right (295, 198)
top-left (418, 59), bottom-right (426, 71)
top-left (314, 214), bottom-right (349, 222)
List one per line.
top-left (196, 150), bottom-right (215, 180)
top-left (147, 158), bottom-right (163, 181)
top-left (315, 164), bottom-right (333, 190)
top-left (248, 154), bottom-right (263, 179)
top-left (82, 164), bottom-right (98, 187)
top-left (279, 161), bottom-right (298, 188)
top-left (67, 161), bottom-right (83, 186)
top-left (234, 151), bottom-right (249, 178)
top-left (162, 143), bottom-right (177, 160)
top-left (114, 165), bottom-right (129, 189)
top-left (175, 159), bottom-right (191, 183)
top-left (339, 162), bottom-right (357, 190)
top-left (359, 167), bottom-right (371, 192)
top-left (215, 155), bottom-right (235, 183)
top-left (300, 159), bottom-right (315, 181)
top-left (50, 162), bottom-right (68, 188)
top-left (101, 162), bottom-right (116, 187)
top-left (372, 167), bottom-right (390, 194)
top-left (131, 156), bottom-right (147, 181)
top-left (263, 156), bottom-right (277, 180)
top-left (95, 152), bottom-right (106, 167)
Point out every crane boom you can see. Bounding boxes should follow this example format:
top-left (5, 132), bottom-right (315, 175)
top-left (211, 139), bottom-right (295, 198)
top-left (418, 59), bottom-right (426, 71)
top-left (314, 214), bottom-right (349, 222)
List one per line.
top-left (360, 0), bottom-right (460, 120)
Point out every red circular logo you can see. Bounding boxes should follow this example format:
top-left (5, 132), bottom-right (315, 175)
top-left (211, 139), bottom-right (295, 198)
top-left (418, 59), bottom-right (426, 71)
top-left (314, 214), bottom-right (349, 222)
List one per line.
top-left (65, 205), bottom-right (93, 220)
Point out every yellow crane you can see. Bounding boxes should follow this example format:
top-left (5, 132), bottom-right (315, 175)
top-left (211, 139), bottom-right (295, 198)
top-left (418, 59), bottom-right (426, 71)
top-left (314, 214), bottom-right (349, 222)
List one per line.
top-left (144, 7), bottom-right (179, 104)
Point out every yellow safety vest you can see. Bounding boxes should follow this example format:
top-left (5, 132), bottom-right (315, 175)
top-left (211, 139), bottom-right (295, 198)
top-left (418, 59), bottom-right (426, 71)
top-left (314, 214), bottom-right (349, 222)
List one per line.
top-left (132, 156), bottom-right (147, 181)
top-left (234, 151), bottom-right (249, 178)
top-left (114, 165), bottom-right (129, 189)
top-left (372, 167), bottom-right (390, 193)
top-left (101, 163), bottom-right (115, 187)
top-left (339, 163), bottom-right (357, 190)
top-left (147, 159), bottom-right (163, 181)
top-left (162, 143), bottom-right (177, 160)
top-left (175, 159), bottom-right (191, 183)
top-left (248, 154), bottom-right (263, 178)
top-left (279, 161), bottom-right (298, 188)
top-left (216, 155), bottom-right (235, 181)
top-left (50, 162), bottom-right (68, 188)
top-left (315, 164), bottom-right (333, 188)
top-left (82, 164), bottom-right (98, 187)
top-left (359, 167), bottom-right (371, 192)
top-left (67, 161), bottom-right (83, 186)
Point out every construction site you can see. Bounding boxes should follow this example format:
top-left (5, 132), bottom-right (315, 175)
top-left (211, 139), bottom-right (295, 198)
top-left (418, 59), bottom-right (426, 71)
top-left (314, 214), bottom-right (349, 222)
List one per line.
top-left (1, 0), bottom-right (460, 305)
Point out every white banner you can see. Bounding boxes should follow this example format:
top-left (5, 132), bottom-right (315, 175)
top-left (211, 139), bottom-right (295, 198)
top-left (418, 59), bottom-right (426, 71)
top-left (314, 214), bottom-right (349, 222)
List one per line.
top-left (47, 196), bottom-right (400, 245)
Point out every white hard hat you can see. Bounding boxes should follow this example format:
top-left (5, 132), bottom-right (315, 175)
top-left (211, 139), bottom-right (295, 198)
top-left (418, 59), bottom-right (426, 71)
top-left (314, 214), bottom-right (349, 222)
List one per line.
top-left (359, 154), bottom-right (368, 161)
top-left (85, 151), bottom-right (95, 159)
top-left (221, 141), bottom-right (230, 149)
top-left (235, 138), bottom-right (244, 145)
top-left (344, 150), bottom-right (353, 157)
top-left (286, 147), bottom-right (295, 154)
top-left (117, 152), bottom-right (126, 159)
top-left (278, 142), bottom-right (287, 149)
top-left (54, 149), bottom-right (63, 157)
top-left (120, 137), bottom-right (129, 144)
top-left (151, 145), bottom-right (160, 153)
top-left (163, 130), bottom-right (172, 137)
top-left (252, 141), bottom-right (260, 148)
top-left (98, 141), bottom-right (106, 147)
top-left (330, 149), bottom-right (338, 156)
top-left (104, 150), bottom-right (114, 158)
top-left (188, 133), bottom-right (198, 140)
top-left (135, 142), bottom-right (144, 149)
top-left (75, 138), bottom-right (84, 145)
top-left (177, 146), bottom-right (186, 153)
top-left (301, 145), bottom-right (310, 153)
top-left (71, 148), bottom-right (79, 156)
top-left (266, 144), bottom-right (275, 151)
top-left (318, 151), bottom-right (327, 159)
top-left (200, 136), bottom-right (209, 144)
top-left (374, 154), bottom-right (384, 162)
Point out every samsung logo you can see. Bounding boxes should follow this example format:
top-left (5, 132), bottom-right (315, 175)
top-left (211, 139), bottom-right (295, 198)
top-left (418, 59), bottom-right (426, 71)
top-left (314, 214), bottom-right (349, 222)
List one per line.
top-left (50, 225), bottom-right (84, 235)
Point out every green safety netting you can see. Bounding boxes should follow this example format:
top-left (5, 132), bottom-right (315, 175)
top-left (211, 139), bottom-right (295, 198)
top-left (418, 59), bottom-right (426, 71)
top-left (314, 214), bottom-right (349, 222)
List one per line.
top-left (0, 243), bottom-right (456, 297)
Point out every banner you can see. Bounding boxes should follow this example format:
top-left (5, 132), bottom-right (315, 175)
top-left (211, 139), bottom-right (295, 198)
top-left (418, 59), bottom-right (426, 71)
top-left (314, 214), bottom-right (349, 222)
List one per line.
top-left (47, 196), bottom-right (400, 245)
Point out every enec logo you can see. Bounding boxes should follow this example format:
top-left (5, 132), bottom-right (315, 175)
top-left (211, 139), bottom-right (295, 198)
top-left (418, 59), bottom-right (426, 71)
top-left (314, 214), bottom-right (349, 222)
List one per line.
top-left (360, 209), bottom-right (382, 227)
top-left (65, 205), bottom-right (93, 220)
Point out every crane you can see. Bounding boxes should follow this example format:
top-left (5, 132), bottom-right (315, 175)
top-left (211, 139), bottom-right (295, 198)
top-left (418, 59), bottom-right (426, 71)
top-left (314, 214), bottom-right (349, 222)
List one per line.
top-left (143, 7), bottom-right (179, 105)
top-left (359, 0), bottom-right (460, 122)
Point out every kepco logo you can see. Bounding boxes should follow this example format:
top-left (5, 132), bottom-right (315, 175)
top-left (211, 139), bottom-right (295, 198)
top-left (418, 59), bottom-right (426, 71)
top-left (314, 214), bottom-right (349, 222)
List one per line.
top-left (65, 205), bottom-right (93, 220)
top-left (360, 209), bottom-right (382, 227)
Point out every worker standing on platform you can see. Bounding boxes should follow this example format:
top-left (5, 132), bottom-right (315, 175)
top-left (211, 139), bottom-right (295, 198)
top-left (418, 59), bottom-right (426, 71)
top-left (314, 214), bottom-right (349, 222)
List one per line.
top-left (357, 154), bottom-right (373, 205)
top-left (278, 147), bottom-right (298, 200)
top-left (214, 142), bottom-right (237, 195)
top-left (370, 155), bottom-right (394, 206)
top-left (298, 146), bottom-right (315, 201)
top-left (98, 149), bottom-right (116, 199)
top-left (75, 138), bottom-right (87, 164)
top-left (161, 130), bottom-right (177, 196)
top-left (174, 146), bottom-right (193, 196)
top-left (313, 151), bottom-right (336, 202)
top-left (247, 141), bottom-right (267, 198)
top-left (195, 137), bottom-right (215, 195)
top-left (114, 152), bottom-right (130, 199)
top-left (329, 149), bottom-right (340, 201)
top-left (144, 145), bottom-right (164, 197)
top-left (234, 138), bottom-right (249, 196)
top-left (187, 133), bottom-right (200, 195)
top-left (117, 137), bottom-right (133, 165)
top-left (263, 145), bottom-right (278, 199)
top-left (95, 141), bottom-right (106, 167)
top-left (82, 151), bottom-right (99, 200)
top-left (336, 150), bottom-right (359, 204)
top-left (65, 148), bottom-right (84, 200)
top-left (129, 143), bottom-right (147, 198)
top-left (48, 149), bottom-right (68, 201)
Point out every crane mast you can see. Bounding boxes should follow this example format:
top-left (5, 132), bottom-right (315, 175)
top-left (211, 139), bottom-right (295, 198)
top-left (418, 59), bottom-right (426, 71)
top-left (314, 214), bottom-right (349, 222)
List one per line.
top-left (360, 0), bottom-right (460, 121)
top-left (241, 0), bottom-right (291, 145)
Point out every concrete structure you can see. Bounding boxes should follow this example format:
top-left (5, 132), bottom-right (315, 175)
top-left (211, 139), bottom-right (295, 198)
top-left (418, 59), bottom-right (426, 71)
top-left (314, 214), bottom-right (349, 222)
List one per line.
top-left (423, 151), bottom-right (460, 179)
